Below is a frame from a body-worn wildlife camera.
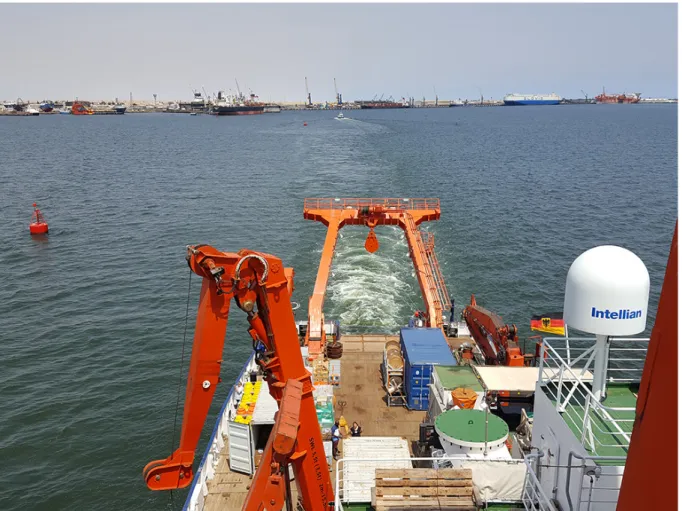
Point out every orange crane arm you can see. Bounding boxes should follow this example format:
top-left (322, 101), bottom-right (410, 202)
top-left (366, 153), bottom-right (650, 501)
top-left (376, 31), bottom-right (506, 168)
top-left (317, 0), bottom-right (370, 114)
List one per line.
top-left (143, 245), bottom-right (333, 511)
top-left (303, 198), bottom-right (450, 353)
top-left (462, 295), bottom-right (523, 366)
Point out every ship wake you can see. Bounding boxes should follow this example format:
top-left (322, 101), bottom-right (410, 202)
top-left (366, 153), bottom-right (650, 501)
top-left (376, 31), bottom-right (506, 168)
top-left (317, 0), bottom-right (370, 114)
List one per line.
top-left (326, 226), bottom-right (420, 335)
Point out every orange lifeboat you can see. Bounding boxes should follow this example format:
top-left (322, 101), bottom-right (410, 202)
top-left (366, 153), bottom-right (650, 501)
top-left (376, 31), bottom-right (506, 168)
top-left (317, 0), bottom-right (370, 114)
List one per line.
top-left (30, 203), bottom-right (48, 234)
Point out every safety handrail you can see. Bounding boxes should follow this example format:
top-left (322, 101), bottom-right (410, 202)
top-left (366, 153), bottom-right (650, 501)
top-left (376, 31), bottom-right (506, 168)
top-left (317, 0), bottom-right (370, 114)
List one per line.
top-left (333, 455), bottom-right (525, 509)
top-left (521, 452), bottom-right (556, 511)
top-left (304, 197), bottom-right (440, 211)
top-left (537, 339), bottom-right (642, 453)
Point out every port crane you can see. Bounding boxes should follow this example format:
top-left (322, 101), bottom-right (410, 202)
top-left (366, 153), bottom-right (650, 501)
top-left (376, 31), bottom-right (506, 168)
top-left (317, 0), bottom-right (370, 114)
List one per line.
top-left (235, 79), bottom-right (243, 101)
top-left (462, 295), bottom-right (524, 366)
top-left (143, 245), bottom-right (334, 511)
top-left (303, 198), bottom-right (453, 358)
top-left (334, 78), bottom-right (341, 106)
top-left (305, 77), bottom-right (312, 107)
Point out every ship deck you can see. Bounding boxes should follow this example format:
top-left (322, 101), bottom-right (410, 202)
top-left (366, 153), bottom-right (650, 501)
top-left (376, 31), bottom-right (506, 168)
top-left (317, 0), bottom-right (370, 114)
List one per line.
top-left (549, 382), bottom-right (638, 463)
top-left (201, 334), bottom-right (427, 510)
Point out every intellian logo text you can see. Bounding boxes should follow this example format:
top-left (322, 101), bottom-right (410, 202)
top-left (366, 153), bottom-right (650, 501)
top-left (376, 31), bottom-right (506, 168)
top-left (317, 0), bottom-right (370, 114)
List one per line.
top-left (591, 307), bottom-right (642, 320)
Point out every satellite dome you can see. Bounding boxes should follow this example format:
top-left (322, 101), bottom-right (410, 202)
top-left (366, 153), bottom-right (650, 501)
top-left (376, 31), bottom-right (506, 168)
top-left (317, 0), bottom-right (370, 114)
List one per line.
top-left (564, 246), bottom-right (649, 336)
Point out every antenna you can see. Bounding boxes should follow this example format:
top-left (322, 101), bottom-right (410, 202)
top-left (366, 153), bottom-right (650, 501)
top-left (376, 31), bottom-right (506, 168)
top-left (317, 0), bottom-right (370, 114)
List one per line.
top-left (564, 246), bottom-right (649, 400)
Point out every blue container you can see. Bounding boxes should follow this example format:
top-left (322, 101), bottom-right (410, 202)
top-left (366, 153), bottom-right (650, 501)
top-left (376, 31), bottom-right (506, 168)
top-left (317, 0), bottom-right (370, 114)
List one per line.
top-left (400, 328), bottom-right (456, 410)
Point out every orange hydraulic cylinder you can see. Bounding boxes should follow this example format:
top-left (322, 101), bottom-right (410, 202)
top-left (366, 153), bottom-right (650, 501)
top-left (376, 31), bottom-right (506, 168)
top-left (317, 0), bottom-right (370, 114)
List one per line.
top-left (616, 223), bottom-right (677, 511)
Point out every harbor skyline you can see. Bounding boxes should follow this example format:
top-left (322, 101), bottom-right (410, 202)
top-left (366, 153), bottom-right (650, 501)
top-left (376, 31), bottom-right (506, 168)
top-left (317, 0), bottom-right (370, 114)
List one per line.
top-left (0, 3), bottom-right (677, 101)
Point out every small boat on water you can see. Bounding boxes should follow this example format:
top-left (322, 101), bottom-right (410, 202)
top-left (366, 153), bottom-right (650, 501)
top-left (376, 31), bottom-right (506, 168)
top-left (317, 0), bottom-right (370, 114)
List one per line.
top-left (58, 107), bottom-right (71, 115)
top-left (113, 104), bottom-right (127, 114)
top-left (190, 112), bottom-right (198, 116)
top-left (26, 107), bottom-right (40, 116)
top-left (335, 112), bottom-right (350, 120)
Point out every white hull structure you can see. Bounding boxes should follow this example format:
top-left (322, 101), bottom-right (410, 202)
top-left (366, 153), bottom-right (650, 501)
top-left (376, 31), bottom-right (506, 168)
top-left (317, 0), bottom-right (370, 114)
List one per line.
top-left (503, 93), bottom-right (562, 106)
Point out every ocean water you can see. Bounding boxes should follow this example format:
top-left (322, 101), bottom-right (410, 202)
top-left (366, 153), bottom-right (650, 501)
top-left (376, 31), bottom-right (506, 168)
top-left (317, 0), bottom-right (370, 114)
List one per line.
top-left (0, 105), bottom-right (676, 510)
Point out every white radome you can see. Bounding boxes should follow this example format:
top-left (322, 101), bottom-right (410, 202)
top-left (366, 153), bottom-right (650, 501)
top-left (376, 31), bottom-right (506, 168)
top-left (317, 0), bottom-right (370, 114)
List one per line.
top-left (564, 245), bottom-right (649, 336)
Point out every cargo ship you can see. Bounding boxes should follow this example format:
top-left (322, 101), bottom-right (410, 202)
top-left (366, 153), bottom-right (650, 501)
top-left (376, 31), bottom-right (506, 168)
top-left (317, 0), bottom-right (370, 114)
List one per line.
top-left (39, 102), bottom-right (54, 112)
top-left (595, 88), bottom-right (641, 104)
top-left (357, 98), bottom-right (410, 109)
top-left (71, 102), bottom-right (94, 115)
top-left (503, 93), bottom-right (562, 106)
top-left (142, 198), bottom-right (674, 511)
top-left (210, 91), bottom-right (265, 116)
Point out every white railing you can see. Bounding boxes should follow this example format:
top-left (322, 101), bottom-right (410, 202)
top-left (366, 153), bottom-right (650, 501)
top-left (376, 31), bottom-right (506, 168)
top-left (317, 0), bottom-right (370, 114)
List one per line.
top-left (565, 452), bottom-right (626, 511)
top-left (543, 337), bottom-right (649, 383)
top-left (537, 338), bottom-right (645, 454)
top-left (333, 456), bottom-right (527, 510)
top-left (522, 451), bottom-right (626, 511)
top-left (183, 356), bottom-right (257, 511)
top-left (522, 453), bottom-right (557, 511)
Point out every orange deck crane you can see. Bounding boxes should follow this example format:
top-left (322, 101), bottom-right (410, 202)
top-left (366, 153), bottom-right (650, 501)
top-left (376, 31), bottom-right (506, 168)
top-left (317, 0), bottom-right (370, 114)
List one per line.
top-left (143, 245), bottom-right (334, 511)
top-left (303, 198), bottom-right (453, 357)
top-left (462, 295), bottom-right (524, 366)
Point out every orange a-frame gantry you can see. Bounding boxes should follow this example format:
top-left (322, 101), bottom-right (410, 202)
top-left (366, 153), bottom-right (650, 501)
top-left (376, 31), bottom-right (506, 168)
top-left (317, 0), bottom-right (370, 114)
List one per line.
top-left (303, 198), bottom-right (452, 357)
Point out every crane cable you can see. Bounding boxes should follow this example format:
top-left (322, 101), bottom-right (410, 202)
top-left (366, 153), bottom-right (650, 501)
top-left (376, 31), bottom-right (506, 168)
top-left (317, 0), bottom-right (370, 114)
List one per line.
top-left (168, 268), bottom-right (193, 509)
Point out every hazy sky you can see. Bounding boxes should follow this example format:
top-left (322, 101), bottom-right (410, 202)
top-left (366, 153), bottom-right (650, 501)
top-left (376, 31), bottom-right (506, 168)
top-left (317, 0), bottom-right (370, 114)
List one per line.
top-left (0, 3), bottom-right (677, 102)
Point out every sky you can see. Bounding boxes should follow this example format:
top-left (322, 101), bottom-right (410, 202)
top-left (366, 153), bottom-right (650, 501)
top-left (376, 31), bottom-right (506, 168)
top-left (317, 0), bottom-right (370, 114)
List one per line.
top-left (0, 3), bottom-right (677, 102)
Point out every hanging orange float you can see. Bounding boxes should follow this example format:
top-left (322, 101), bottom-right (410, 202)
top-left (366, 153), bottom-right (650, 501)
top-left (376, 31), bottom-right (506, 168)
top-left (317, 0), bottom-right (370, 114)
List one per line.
top-left (29, 202), bottom-right (48, 235)
top-left (364, 218), bottom-right (379, 253)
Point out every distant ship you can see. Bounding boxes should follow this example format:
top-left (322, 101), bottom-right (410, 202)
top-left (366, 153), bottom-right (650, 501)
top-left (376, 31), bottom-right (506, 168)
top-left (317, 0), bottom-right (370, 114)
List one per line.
top-left (71, 102), bottom-right (94, 115)
top-left (357, 97), bottom-right (410, 109)
top-left (4, 98), bottom-right (26, 112)
top-left (595, 88), bottom-right (641, 104)
top-left (210, 91), bottom-right (264, 116)
top-left (113, 104), bottom-right (127, 114)
top-left (503, 93), bottom-right (562, 105)
top-left (39, 102), bottom-right (54, 113)
top-left (179, 90), bottom-right (207, 111)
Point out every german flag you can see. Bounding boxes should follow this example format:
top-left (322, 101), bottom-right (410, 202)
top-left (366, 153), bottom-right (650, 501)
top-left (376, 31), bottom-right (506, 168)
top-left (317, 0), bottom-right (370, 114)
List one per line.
top-left (530, 313), bottom-right (565, 336)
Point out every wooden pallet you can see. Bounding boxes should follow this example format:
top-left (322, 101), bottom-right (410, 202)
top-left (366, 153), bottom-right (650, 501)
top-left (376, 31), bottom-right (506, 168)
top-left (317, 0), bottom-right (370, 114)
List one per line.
top-left (373, 468), bottom-right (476, 510)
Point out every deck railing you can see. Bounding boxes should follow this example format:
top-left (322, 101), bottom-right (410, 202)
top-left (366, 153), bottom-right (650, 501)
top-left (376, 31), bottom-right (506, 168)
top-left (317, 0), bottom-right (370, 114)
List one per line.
top-left (182, 356), bottom-right (257, 511)
top-left (333, 456), bottom-right (526, 510)
top-left (304, 197), bottom-right (440, 211)
top-left (521, 453), bottom-right (557, 511)
top-left (537, 338), bottom-right (647, 455)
